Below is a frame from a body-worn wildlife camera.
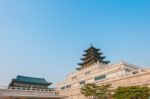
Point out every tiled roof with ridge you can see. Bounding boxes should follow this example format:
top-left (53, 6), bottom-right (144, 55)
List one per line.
top-left (12, 75), bottom-right (51, 85)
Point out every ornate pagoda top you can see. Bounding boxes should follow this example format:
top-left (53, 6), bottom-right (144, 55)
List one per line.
top-left (77, 45), bottom-right (109, 70)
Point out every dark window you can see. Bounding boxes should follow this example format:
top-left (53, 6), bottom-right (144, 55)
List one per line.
top-left (41, 89), bottom-right (44, 91)
top-left (32, 88), bottom-right (35, 91)
top-left (61, 87), bottom-right (65, 90)
top-left (94, 75), bottom-right (106, 81)
top-left (12, 87), bottom-right (16, 89)
top-left (133, 71), bottom-right (139, 74)
top-left (72, 76), bottom-right (77, 80)
top-left (125, 68), bottom-right (131, 72)
top-left (22, 87), bottom-right (26, 90)
top-left (66, 85), bottom-right (71, 88)
top-left (85, 71), bottom-right (91, 75)
top-left (27, 88), bottom-right (30, 90)
top-left (79, 81), bottom-right (85, 85)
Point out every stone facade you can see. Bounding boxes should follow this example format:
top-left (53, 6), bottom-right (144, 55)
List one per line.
top-left (57, 61), bottom-right (150, 99)
top-left (11, 82), bottom-right (48, 89)
top-left (0, 96), bottom-right (62, 99)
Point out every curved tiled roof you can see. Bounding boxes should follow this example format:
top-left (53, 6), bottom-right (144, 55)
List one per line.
top-left (10, 75), bottom-right (51, 86)
top-left (15, 75), bottom-right (51, 84)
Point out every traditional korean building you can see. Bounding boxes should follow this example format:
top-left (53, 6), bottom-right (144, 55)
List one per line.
top-left (9, 75), bottom-right (52, 90)
top-left (77, 45), bottom-right (109, 70)
top-left (0, 76), bottom-right (66, 99)
top-left (57, 45), bottom-right (150, 99)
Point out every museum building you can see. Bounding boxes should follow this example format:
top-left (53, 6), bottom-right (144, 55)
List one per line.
top-left (57, 45), bottom-right (150, 99)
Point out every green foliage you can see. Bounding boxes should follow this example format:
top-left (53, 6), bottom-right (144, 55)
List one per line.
top-left (113, 86), bottom-right (150, 99)
top-left (80, 83), bottom-right (111, 99)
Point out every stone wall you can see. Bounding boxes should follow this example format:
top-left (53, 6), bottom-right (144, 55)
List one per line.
top-left (0, 96), bottom-right (61, 99)
top-left (59, 69), bottom-right (150, 99)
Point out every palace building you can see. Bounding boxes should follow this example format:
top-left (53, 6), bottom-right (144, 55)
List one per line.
top-left (0, 75), bottom-right (65, 99)
top-left (57, 45), bottom-right (150, 99)
top-left (9, 75), bottom-right (52, 90)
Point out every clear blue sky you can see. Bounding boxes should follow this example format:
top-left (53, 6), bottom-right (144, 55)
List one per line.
top-left (0, 0), bottom-right (150, 86)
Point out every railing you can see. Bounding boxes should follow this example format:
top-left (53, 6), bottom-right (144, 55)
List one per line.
top-left (0, 86), bottom-right (60, 97)
top-left (0, 86), bottom-right (7, 90)
top-left (9, 87), bottom-right (52, 92)
top-left (68, 62), bottom-right (100, 76)
top-left (0, 86), bottom-right (52, 92)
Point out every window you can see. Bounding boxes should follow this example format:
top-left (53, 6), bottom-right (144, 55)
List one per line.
top-left (17, 87), bottom-right (20, 90)
top-left (125, 68), bottom-right (131, 72)
top-left (94, 75), bottom-right (106, 81)
top-left (41, 89), bottom-right (44, 91)
top-left (72, 76), bottom-right (77, 80)
top-left (132, 71), bottom-right (139, 74)
top-left (61, 87), bottom-right (65, 90)
top-left (66, 85), bottom-right (71, 89)
top-left (45, 89), bottom-right (48, 91)
top-left (79, 81), bottom-right (85, 85)
top-left (85, 71), bottom-right (91, 75)
top-left (27, 88), bottom-right (30, 90)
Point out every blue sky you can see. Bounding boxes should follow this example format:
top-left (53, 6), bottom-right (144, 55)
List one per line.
top-left (0, 0), bottom-right (150, 86)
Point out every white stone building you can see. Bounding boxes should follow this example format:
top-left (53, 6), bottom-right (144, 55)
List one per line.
top-left (57, 46), bottom-right (150, 99)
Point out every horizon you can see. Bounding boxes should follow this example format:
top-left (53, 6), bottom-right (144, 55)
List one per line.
top-left (0, 0), bottom-right (150, 87)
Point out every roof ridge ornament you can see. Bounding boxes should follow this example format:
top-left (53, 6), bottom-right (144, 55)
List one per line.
top-left (90, 43), bottom-right (93, 47)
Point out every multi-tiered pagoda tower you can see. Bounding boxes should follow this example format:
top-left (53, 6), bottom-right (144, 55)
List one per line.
top-left (77, 45), bottom-right (109, 70)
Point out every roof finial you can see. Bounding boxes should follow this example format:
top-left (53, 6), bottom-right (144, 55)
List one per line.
top-left (90, 43), bottom-right (93, 47)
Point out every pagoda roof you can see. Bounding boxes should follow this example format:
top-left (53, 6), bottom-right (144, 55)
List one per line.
top-left (83, 52), bottom-right (102, 56)
top-left (76, 45), bottom-right (110, 70)
top-left (84, 46), bottom-right (100, 52)
top-left (9, 75), bottom-right (51, 86)
top-left (81, 54), bottom-right (103, 61)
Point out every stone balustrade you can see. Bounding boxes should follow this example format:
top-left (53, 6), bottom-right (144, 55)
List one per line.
top-left (0, 86), bottom-right (60, 98)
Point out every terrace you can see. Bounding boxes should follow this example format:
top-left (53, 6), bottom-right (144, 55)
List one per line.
top-left (0, 86), bottom-right (66, 99)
